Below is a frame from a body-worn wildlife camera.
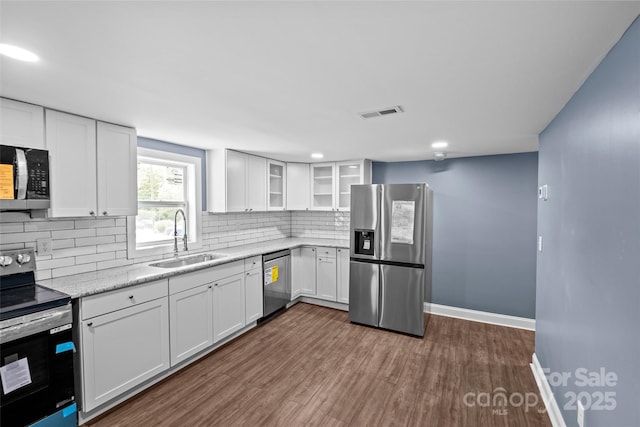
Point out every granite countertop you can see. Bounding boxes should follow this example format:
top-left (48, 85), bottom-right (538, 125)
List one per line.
top-left (41, 238), bottom-right (349, 299)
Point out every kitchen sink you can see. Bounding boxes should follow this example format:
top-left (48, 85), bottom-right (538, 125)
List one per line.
top-left (150, 253), bottom-right (228, 269)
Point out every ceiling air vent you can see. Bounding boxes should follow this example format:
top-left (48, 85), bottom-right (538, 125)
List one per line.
top-left (359, 105), bottom-right (404, 119)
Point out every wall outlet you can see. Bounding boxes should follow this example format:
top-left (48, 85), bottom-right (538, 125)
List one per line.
top-left (577, 399), bottom-right (585, 427)
top-left (37, 238), bottom-right (53, 256)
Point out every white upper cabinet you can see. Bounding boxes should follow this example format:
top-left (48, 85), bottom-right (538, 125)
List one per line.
top-left (310, 160), bottom-right (371, 211)
top-left (46, 110), bottom-right (98, 217)
top-left (336, 160), bottom-right (370, 211)
top-left (286, 163), bottom-right (310, 211)
top-left (311, 163), bottom-right (335, 210)
top-left (0, 98), bottom-right (45, 149)
top-left (247, 154), bottom-right (267, 211)
top-left (267, 159), bottom-right (286, 211)
top-left (97, 122), bottom-right (137, 217)
top-left (207, 149), bottom-right (266, 213)
top-left (46, 110), bottom-right (137, 218)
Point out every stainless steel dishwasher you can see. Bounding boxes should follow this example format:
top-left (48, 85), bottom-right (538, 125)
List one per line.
top-left (262, 249), bottom-right (291, 318)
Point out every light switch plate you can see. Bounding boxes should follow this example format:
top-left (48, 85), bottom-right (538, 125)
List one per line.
top-left (537, 236), bottom-right (543, 252)
top-left (538, 184), bottom-right (549, 201)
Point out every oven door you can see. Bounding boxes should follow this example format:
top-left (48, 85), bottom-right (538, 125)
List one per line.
top-left (0, 311), bottom-right (75, 427)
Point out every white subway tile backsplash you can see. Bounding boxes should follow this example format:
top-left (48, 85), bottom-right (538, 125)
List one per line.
top-left (76, 252), bottom-right (115, 265)
top-left (0, 209), bottom-right (344, 280)
top-left (51, 228), bottom-right (96, 240)
top-left (52, 263), bottom-right (97, 278)
top-left (53, 246), bottom-right (97, 259)
top-left (52, 239), bottom-right (75, 249)
top-left (75, 218), bottom-right (116, 229)
top-left (0, 231), bottom-right (52, 244)
top-left (38, 256), bottom-right (75, 271)
top-left (24, 220), bottom-right (74, 232)
top-left (96, 226), bottom-right (126, 236)
top-left (0, 223), bottom-right (25, 233)
top-left (35, 270), bottom-right (52, 281)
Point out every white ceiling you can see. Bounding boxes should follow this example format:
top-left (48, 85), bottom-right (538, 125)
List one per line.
top-left (1, 1), bottom-right (639, 162)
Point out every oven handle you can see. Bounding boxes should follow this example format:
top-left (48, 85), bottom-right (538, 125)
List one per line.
top-left (0, 305), bottom-right (73, 344)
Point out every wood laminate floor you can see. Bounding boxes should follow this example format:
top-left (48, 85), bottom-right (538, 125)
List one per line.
top-left (85, 303), bottom-right (551, 427)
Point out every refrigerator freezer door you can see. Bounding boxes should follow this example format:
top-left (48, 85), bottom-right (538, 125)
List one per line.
top-left (379, 264), bottom-right (425, 336)
top-left (348, 260), bottom-right (379, 327)
top-left (350, 185), bottom-right (380, 261)
top-left (380, 184), bottom-right (427, 265)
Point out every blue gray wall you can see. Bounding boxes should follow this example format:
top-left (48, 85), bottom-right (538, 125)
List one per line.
top-left (373, 152), bottom-right (538, 319)
top-left (138, 136), bottom-right (208, 209)
top-left (535, 17), bottom-right (640, 427)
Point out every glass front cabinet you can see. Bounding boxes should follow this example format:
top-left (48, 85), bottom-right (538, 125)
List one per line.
top-left (311, 160), bottom-right (371, 211)
top-left (267, 159), bottom-right (286, 210)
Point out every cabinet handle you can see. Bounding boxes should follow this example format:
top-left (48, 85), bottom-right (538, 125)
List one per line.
top-left (89, 210), bottom-right (95, 216)
top-left (128, 295), bottom-right (134, 299)
top-left (87, 322), bottom-right (93, 327)
top-left (208, 285), bottom-right (212, 289)
top-left (214, 283), bottom-right (218, 287)
top-left (103, 211), bottom-right (108, 216)
top-left (246, 272), bottom-right (250, 276)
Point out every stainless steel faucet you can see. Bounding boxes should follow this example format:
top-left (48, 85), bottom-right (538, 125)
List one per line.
top-left (173, 208), bottom-right (188, 257)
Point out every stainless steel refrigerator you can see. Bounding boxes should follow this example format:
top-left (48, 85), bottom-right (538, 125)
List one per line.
top-left (349, 184), bottom-right (433, 336)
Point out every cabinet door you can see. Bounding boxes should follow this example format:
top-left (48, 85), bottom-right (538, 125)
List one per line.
top-left (245, 268), bottom-right (263, 323)
top-left (316, 256), bottom-right (337, 301)
top-left (0, 98), bottom-right (45, 149)
top-left (267, 159), bottom-right (286, 210)
top-left (81, 297), bottom-right (170, 412)
top-left (213, 273), bottom-right (246, 342)
top-left (226, 150), bottom-right (246, 212)
top-left (246, 154), bottom-right (266, 212)
top-left (295, 247), bottom-right (317, 296)
top-left (311, 163), bottom-right (335, 210)
top-left (290, 248), bottom-right (302, 299)
top-left (336, 161), bottom-right (363, 211)
top-left (169, 284), bottom-right (213, 366)
top-left (286, 163), bottom-right (310, 211)
top-left (97, 122), bottom-right (137, 216)
top-left (46, 110), bottom-right (97, 217)
top-left (337, 248), bottom-right (350, 304)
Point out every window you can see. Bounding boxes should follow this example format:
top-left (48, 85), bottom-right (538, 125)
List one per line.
top-left (127, 147), bottom-right (202, 258)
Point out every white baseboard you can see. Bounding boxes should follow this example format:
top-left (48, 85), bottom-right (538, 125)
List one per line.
top-left (424, 302), bottom-right (535, 331)
top-left (298, 296), bottom-right (349, 312)
top-left (530, 353), bottom-right (567, 427)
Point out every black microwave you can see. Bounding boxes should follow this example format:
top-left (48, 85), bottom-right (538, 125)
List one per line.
top-left (0, 145), bottom-right (50, 210)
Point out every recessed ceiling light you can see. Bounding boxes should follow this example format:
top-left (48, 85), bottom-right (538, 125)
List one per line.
top-left (311, 153), bottom-right (324, 159)
top-left (431, 141), bottom-right (448, 149)
top-left (0, 44), bottom-right (39, 62)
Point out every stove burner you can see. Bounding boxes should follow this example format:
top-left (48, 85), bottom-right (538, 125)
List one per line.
top-left (0, 248), bottom-right (71, 321)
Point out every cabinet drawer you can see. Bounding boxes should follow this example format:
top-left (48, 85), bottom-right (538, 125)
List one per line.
top-left (169, 260), bottom-right (244, 295)
top-left (82, 279), bottom-right (168, 320)
top-left (244, 256), bottom-right (262, 271)
top-left (316, 247), bottom-right (336, 258)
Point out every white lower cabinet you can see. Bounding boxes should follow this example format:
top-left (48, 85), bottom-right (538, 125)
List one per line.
top-left (213, 273), bottom-right (246, 342)
top-left (295, 247), bottom-right (317, 297)
top-left (337, 248), bottom-right (350, 304)
top-left (245, 267), bottom-right (263, 323)
top-left (169, 284), bottom-right (213, 366)
top-left (316, 255), bottom-right (337, 301)
top-left (80, 280), bottom-right (170, 412)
